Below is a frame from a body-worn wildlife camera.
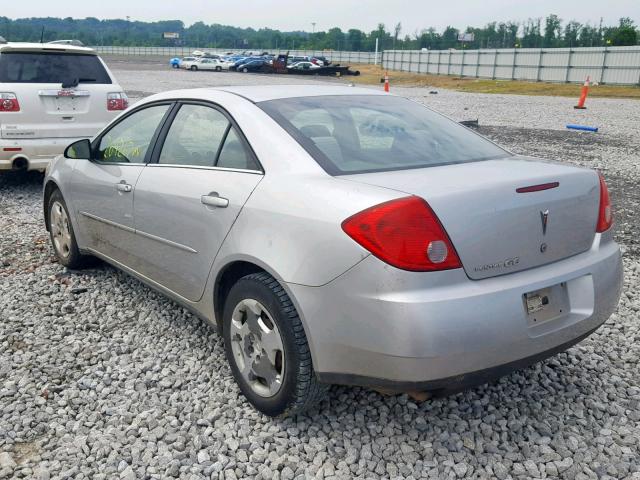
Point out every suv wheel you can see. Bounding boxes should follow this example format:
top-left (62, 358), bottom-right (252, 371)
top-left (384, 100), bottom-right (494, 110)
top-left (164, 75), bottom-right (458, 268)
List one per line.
top-left (215, 66), bottom-right (222, 72)
top-left (190, 65), bottom-right (198, 71)
top-left (223, 272), bottom-right (328, 416)
top-left (48, 189), bottom-right (93, 269)
top-left (242, 67), bottom-right (249, 73)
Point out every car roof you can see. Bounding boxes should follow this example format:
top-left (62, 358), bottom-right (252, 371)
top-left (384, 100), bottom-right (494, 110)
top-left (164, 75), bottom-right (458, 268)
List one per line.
top-left (215, 85), bottom-right (386, 102)
top-left (0, 42), bottom-right (97, 55)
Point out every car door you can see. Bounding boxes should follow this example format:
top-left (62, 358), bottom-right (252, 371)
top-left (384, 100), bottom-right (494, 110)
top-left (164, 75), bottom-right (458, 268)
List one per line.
top-left (131, 102), bottom-right (263, 302)
top-left (69, 102), bottom-right (172, 265)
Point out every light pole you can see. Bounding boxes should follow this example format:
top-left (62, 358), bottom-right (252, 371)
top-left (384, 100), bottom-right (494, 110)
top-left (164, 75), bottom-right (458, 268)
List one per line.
top-left (311, 22), bottom-right (316, 52)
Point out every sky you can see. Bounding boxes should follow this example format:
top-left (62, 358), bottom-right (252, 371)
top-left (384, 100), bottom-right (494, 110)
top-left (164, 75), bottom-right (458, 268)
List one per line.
top-left (3, 0), bottom-right (638, 34)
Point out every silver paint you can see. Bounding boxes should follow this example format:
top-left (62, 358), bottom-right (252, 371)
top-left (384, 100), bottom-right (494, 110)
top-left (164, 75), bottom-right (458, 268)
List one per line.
top-left (44, 85), bottom-right (623, 388)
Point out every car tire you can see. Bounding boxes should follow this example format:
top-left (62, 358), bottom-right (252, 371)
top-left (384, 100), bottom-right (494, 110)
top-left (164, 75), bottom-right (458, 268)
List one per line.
top-left (215, 66), bottom-right (222, 72)
top-left (190, 65), bottom-right (198, 71)
top-left (222, 272), bottom-right (328, 417)
top-left (47, 189), bottom-right (94, 269)
top-left (242, 67), bottom-right (248, 73)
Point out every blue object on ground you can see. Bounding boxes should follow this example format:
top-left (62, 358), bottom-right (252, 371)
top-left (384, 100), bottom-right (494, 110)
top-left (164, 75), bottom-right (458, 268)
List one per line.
top-left (169, 57), bottom-right (180, 68)
top-left (566, 124), bottom-right (598, 132)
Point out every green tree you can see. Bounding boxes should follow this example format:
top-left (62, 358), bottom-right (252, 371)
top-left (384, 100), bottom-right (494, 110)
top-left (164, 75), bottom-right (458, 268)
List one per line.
top-left (522, 18), bottom-right (542, 47)
top-left (564, 21), bottom-right (582, 47)
top-left (543, 14), bottom-right (562, 47)
top-left (604, 17), bottom-right (638, 46)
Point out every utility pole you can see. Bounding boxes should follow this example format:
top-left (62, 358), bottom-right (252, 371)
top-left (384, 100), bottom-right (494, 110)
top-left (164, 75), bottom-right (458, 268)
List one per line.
top-left (311, 22), bottom-right (316, 51)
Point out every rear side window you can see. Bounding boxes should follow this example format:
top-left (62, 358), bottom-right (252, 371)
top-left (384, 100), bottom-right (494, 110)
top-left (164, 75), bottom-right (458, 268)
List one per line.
top-left (258, 95), bottom-right (508, 175)
top-left (0, 52), bottom-right (111, 84)
top-left (217, 128), bottom-right (259, 171)
top-left (157, 104), bottom-right (260, 171)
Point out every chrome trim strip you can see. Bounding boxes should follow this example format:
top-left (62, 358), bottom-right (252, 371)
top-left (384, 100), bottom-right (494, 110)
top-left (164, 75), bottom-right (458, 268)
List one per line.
top-left (91, 161), bottom-right (146, 166)
top-left (38, 89), bottom-right (91, 97)
top-left (135, 228), bottom-right (198, 254)
top-left (79, 211), bottom-right (197, 254)
top-left (79, 211), bottom-right (135, 233)
top-left (146, 163), bottom-right (263, 175)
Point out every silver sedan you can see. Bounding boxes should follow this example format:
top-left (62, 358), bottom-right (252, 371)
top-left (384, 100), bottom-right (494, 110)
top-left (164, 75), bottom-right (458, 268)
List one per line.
top-left (44, 86), bottom-right (623, 416)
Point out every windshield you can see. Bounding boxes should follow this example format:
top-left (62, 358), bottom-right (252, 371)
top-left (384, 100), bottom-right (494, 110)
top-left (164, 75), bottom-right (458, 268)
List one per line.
top-left (0, 52), bottom-right (111, 84)
top-left (258, 95), bottom-right (509, 175)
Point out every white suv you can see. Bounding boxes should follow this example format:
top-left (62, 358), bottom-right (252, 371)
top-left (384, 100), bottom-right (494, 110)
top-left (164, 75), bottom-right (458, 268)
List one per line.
top-left (0, 42), bottom-right (127, 173)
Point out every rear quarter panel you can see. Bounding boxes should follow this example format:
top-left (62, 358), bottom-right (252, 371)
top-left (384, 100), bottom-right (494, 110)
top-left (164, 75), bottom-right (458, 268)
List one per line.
top-left (213, 174), bottom-right (403, 287)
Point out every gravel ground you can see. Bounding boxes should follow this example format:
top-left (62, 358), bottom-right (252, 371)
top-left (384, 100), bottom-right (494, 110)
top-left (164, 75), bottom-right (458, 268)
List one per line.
top-left (1, 60), bottom-right (639, 479)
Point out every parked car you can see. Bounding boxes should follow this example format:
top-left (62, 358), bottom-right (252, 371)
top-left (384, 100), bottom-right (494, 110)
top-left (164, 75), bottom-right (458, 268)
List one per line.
top-left (44, 85), bottom-right (622, 417)
top-left (187, 58), bottom-right (225, 72)
top-left (48, 39), bottom-right (85, 47)
top-left (287, 61), bottom-right (322, 72)
top-left (286, 55), bottom-right (310, 65)
top-left (217, 58), bottom-right (237, 70)
top-left (311, 56), bottom-right (330, 66)
top-left (180, 57), bottom-right (201, 70)
top-left (235, 59), bottom-right (266, 73)
top-left (0, 42), bottom-right (127, 173)
top-left (170, 56), bottom-right (198, 68)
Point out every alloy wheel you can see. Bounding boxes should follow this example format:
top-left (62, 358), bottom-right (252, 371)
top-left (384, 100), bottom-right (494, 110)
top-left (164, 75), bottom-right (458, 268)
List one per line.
top-left (229, 298), bottom-right (285, 397)
top-left (50, 201), bottom-right (72, 258)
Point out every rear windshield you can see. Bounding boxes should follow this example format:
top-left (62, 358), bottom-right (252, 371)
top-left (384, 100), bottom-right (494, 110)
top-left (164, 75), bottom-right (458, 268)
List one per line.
top-left (0, 52), bottom-right (111, 84)
top-left (258, 95), bottom-right (508, 175)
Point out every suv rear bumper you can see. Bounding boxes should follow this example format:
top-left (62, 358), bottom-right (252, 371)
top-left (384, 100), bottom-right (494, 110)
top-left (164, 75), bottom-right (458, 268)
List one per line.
top-left (0, 137), bottom-right (85, 172)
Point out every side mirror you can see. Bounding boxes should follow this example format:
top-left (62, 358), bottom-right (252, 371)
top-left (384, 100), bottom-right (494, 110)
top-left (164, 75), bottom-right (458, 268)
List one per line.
top-left (64, 139), bottom-right (92, 160)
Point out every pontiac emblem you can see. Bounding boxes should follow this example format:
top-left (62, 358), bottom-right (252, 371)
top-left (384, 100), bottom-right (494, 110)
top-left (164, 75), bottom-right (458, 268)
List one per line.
top-left (540, 209), bottom-right (549, 235)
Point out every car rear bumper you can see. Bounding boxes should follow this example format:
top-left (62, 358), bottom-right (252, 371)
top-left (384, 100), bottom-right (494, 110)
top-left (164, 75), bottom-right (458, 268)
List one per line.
top-left (0, 137), bottom-right (86, 171)
top-left (288, 232), bottom-right (623, 390)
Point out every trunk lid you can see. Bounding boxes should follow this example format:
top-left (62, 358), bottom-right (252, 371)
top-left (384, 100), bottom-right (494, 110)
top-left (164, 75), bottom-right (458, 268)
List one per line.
top-left (343, 157), bottom-right (600, 279)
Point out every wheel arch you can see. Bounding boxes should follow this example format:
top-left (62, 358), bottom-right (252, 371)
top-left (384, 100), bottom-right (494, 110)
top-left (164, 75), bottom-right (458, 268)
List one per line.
top-left (212, 258), bottom-right (312, 349)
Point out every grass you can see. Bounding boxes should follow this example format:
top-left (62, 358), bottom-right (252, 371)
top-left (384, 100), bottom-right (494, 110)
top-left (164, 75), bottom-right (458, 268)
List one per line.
top-left (347, 63), bottom-right (640, 99)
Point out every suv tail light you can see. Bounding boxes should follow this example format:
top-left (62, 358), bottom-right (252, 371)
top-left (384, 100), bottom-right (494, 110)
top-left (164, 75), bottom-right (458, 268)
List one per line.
top-left (0, 93), bottom-right (20, 112)
top-left (596, 172), bottom-right (613, 233)
top-left (107, 92), bottom-right (129, 111)
top-left (342, 196), bottom-right (462, 272)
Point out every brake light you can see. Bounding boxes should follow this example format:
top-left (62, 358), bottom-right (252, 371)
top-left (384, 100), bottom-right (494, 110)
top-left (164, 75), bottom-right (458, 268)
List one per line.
top-left (342, 196), bottom-right (462, 271)
top-left (596, 172), bottom-right (613, 233)
top-left (107, 92), bottom-right (129, 111)
top-left (0, 93), bottom-right (20, 112)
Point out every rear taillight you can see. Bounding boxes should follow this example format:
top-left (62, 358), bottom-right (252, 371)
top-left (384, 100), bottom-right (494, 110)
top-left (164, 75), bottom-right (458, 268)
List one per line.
top-left (107, 92), bottom-right (129, 111)
top-left (0, 93), bottom-right (20, 112)
top-left (341, 196), bottom-right (462, 272)
top-left (596, 172), bottom-right (613, 233)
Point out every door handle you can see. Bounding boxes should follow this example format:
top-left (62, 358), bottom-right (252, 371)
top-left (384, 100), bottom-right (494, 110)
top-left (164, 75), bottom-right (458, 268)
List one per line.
top-left (116, 183), bottom-right (132, 193)
top-left (201, 193), bottom-right (229, 208)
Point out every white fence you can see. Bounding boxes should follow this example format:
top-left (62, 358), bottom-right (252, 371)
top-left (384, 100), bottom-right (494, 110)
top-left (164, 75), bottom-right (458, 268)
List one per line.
top-left (92, 45), bottom-right (640, 85)
top-left (382, 46), bottom-right (640, 85)
top-left (92, 45), bottom-right (378, 64)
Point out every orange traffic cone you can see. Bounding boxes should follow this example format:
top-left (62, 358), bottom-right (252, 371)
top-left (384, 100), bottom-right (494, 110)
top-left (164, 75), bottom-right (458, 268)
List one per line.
top-left (384, 71), bottom-right (390, 93)
top-left (574, 76), bottom-right (590, 109)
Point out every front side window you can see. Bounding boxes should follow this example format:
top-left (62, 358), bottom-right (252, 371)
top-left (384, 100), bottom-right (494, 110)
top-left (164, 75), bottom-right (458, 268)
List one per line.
top-left (158, 105), bottom-right (229, 167)
top-left (258, 95), bottom-right (509, 175)
top-left (96, 105), bottom-right (170, 163)
top-left (0, 52), bottom-right (111, 84)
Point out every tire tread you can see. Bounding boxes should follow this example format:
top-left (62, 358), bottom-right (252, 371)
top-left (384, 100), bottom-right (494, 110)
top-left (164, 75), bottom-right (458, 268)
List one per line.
top-left (236, 272), bottom-right (329, 415)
